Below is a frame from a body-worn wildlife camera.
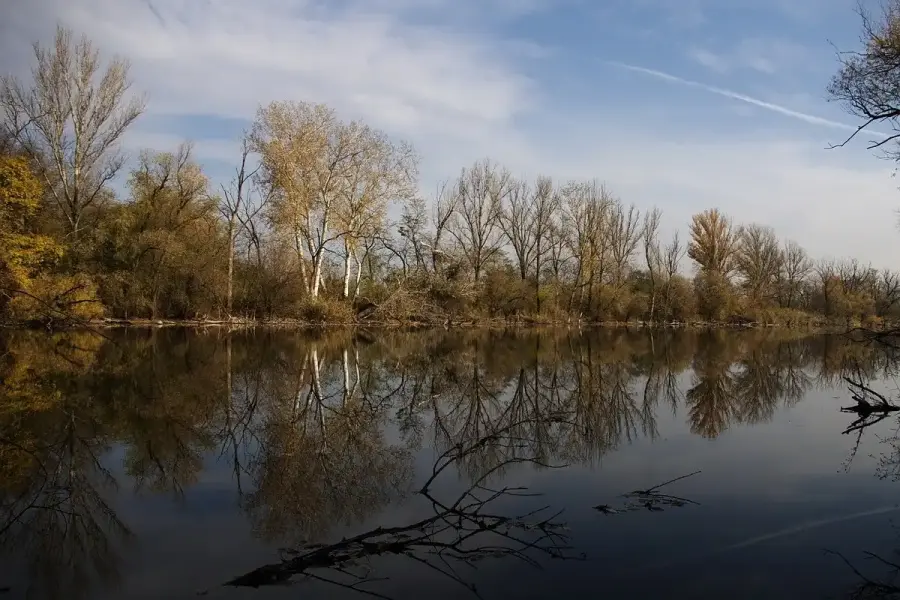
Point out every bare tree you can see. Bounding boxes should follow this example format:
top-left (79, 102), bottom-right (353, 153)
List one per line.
top-left (827, 1), bottom-right (900, 157)
top-left (661, 232), bottom-right (685, 320)
top-left (498, 178), bottom-right (535, 281)
top-left (220, 135), bottom-right (259, 317)
top-left (736, 224), bottom-right (782, 304)
top-left (430, 181), bottom-right (458, 275)
top-left (609, 201), bottom-right (641, 288)
top-left (816, 259), bottom-right (838, 317)
top-left (531, 176), bottom-right (558, 312)
top-left (1, 26), bottom-right (145, 237)
top-left (643, 207), bottom-right (663, 322)
top-left (561, 180), bottom-right (614, 310)
top-left (778, 240), bottom-right (812, 309)
top-left (876, 269), bottom-right (900, 316)
top-left (448, 159), bottom-right (513, 282)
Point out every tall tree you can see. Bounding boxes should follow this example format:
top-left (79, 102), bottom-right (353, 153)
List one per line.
top-left (643, 207), bottom-right (663, 322)
top-left (448, 159), bottom-right (513, 282)
top-left (778, 240), bottom-right (812, 309)
top-left (220, 135), bottom-right (258, 317)
top-left (0, 26), bottom-right (145, 238)
top-left (531, 176), bottom-right (558, 312)
top-left (736, 224), bottom-right (782, 304)
top-left (688, 209), bottom-right (740, 277)
top-left (251, 102), bottom-right (346, 298)
top-left (337, 125), bottom-right (417, 298)
top-left (498, 178), bottom-right (535, 281)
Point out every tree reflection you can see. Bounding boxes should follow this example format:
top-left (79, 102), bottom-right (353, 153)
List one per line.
top-left (0, 327), bottom-right (897, 598)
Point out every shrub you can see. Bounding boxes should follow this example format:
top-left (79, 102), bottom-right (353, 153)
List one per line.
top-left (8, 273), bottom-right (104, 323)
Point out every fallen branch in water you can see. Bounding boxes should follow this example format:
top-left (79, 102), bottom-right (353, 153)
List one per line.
top-left (593, 471), bottom-right (701, 514)
top-left (842, 378), bottom-right (900, 414)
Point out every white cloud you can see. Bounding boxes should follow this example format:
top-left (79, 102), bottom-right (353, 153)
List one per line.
top-left (3, 0), bottom-right (900, 271)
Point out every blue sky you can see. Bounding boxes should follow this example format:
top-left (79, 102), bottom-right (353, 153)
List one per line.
top-left (2, 0), bottom-right (899, 268)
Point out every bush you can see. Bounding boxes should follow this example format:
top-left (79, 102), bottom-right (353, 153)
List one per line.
top-left (8, 273), bottom-right (104, 323)
top-left (295, 297), bottom-right (354, 324)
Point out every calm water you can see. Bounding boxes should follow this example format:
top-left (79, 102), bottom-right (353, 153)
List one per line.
top-left (2, 328), bottom-right (900, 599)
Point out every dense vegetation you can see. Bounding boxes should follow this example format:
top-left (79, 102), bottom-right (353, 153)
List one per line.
top-left (1, 17), bottom-right (899, 327)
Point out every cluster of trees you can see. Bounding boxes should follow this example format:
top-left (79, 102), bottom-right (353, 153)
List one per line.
top-left (1, 22), bottom-right (899, 326)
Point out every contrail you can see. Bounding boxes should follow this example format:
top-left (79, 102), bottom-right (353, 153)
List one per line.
top-left (620, 503), bottom-right (900, 575)
top-left (609, 61), bottom-right (890, 137)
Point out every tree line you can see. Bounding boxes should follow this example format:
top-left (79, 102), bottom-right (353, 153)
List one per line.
top-left (1, 23), bottom-right (898, 326)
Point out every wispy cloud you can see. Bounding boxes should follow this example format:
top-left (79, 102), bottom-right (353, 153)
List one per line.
top-left (610, 61), bottom-right (884, 135)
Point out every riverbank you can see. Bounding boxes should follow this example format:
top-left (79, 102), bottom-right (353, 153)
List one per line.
top-left (1, 315), bottom-right (885, 333)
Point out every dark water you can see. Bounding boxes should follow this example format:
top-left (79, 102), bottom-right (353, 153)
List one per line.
top-left (2, 328), bottom-right (900, 599)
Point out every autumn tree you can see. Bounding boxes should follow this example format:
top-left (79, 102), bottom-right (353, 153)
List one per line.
top-left (251, 102), bottom-right (342, 298)
top-left (0, 153), bottom-right (62, 315)
top-left (95, 143), bottom-right (221, 318)
top-left (688, 209), bottom-right (740, 277)
top-left (0, 26), bottom-right (145, 238)
top-left (336, 125), bottom-right (417, 299)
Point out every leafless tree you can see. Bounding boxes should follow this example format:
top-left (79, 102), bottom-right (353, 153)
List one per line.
top-left (448, 159), bottom-right (513, 282)
top-left (220, 135), bottom-right (259, 317)
top-left (498, 178), bottom-right (535, 281)
top-left (662, 232), bottom-right (685, 320)
top-left (609, 201), bottom-right (642, 288)
top-left (643, 207), bottom-right (663, 322)
top-left (0, 26), bottom-right (146, 237)
top-left (876, 269), bottom-right (900, 316)
top-left (778, 240), bottom-right (812, 310)
top-left (827, 0), bottom-right (900, 157)
top-left (430, 180), bottom-right (458, 275)
top-left (531, 176), bottom-right (558, 312)
top-left (736, 224), bottom-right (782, 303)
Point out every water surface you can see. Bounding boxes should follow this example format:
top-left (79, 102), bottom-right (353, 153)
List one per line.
top-left (2, 328), bottom-right (900, 599)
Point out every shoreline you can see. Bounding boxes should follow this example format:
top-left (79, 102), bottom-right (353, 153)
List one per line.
top-left (0, 316), bottom-right (877, 333)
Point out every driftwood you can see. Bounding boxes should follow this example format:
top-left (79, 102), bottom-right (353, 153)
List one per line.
top-left (593, 471), bottom-right (701, 515)
top-left (840, 377), bottom-right (900, 438)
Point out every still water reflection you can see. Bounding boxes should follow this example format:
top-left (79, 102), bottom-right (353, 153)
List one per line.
top-left (2, 328), bottom-right (900, 599)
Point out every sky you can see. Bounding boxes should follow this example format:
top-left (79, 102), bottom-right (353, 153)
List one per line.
top-left (2, 0), bottom-right (899, 269)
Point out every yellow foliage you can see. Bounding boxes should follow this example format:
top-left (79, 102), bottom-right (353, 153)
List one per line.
top-left (0, 154), bottom-right (42, 214)
top-left (8, 273), bottom-right (105, 321)
top-left (0, 153), bottom-right (67, 319)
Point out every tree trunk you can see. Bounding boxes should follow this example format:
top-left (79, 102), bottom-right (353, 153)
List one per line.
top-left (227, 217), bottom-right (236, 316)
top-left (353, 252), bottom-right (363, 300)
top-left (342, 243), bottom-right (353, 299)
top-left (311, 252), bottom-right (324, 298)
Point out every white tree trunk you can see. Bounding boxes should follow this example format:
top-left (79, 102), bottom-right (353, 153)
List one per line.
top-left (342, 243), bottom-right (353, 299)
top-left (311, 253), bottom-right (324, 297)
top-left (353, 252), bottom-right (363, 299)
